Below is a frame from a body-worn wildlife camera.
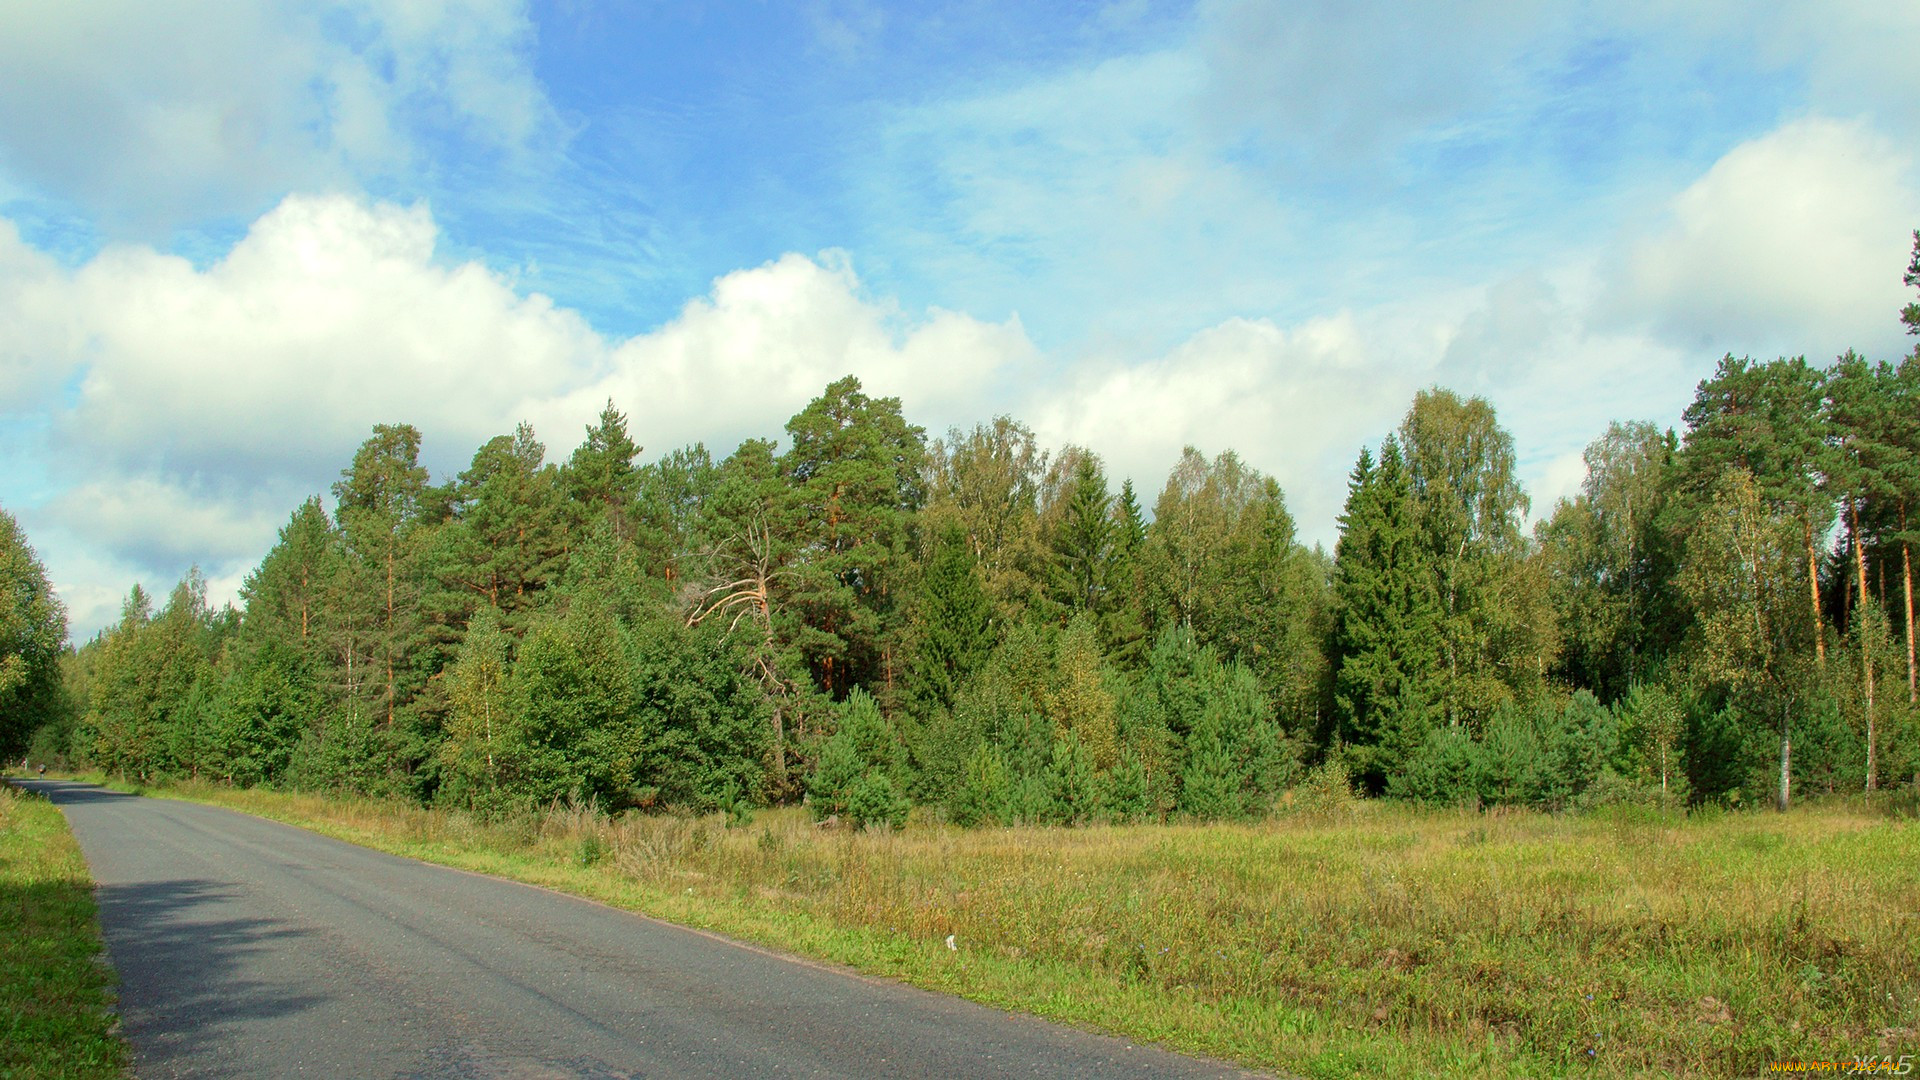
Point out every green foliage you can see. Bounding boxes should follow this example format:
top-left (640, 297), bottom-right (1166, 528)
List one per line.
top-left (806, 688), bottom-right (900, 820)
top-left (1398, 388), bottom-right (1549, 730)
top-left (1538, 423), bottom-right (1683, 701)
top-left (779, 376), bottom-right (926, 696)
top-left (903, 524), bottom-right (996, 717)
top-left (55, 286), bottom-right (1920, 836)
top-left (509, 599), bottom-right (642, 808)
top-left (947, 741), bottom-right (1010, 827)
top-left (628, 611), bottom-right (769, 812)
top-left (565, 399), bottom-right (644, 528)
top-left (1388, 726), bottom-right (1483, 806)
top-left (845, 771), bottom-right (910, 831)
top-left (211, 636), bottom-right (317, 787)
top-left (1287, 757), bottom-right (1360, 819)
top-left (1330, 439), bottom-right (1440, 790)
top-left (436, 604), bottom-right (515, 812)
top-left (1044, 451), bottom-right (1117, 615)
top-left (0, 505), bottom-right (69, 759)
top-left (74, 573), bottom-right (224, 782)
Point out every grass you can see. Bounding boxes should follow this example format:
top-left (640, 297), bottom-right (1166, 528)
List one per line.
top-left (97, 776), bottom-right (1920, 1078)
top-left (0, 782), bottom-right (129, 1079)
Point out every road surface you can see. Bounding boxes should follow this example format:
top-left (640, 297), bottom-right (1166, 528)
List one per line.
top-left (17, 779), bottom-right (1264, 1079)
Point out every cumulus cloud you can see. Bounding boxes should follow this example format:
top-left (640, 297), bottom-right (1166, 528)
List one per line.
top-left (0, 0), bottom-right (553, 231)
top-left (1024, 312), bottom-right (1428, 541)
top-left (1602, 116), bottom-right (1920, 359)
top-left (37, 195), bottom-right (603, 480)
top-left (540, 252), bottom-right (1036, 455)
top-left (0, 194), bottom-right (1037, 634)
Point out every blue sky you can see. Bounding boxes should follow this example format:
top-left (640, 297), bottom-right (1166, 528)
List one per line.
top-left (2, 1), bottom-right (1918, 638)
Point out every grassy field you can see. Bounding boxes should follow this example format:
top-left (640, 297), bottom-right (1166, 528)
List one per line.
top-left (109, 777), bottom-right (1919, 1078)
top-left (0, 782), bottom-right (128, 1079)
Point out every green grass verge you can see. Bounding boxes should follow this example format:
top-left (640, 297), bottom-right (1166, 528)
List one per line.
top-left (97, 776), bottom-right (1920, 1079)
top-left (0, 782), bottom-right (129, 1079)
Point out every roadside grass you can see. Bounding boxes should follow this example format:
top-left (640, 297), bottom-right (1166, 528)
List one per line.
top-left (108, 776), bottom-right (1920, 1079)
top-left (0, 782), bottom-right (128, 1079)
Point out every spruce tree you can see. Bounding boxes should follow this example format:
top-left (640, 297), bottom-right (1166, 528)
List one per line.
top-left (904, 524), bottom-right (996, 718)
top-left (1330, 438), bottom-right (1440, 790)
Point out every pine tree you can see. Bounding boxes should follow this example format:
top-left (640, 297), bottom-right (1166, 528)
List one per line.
top-left (778, 376), bottom-right (927, 697)
top-left (1824, 351), bottom-right (1895, 789)
top-left (566, 399), bottom-right (645, 541)
top-left (437, 423), bottom-right (569, 633)
top-left (333, 424), bottom-right (431, 733)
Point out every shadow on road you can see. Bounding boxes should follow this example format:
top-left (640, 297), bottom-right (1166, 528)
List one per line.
top-left (5, 779), bottom-right (138, 805)
top-left (99, 878), bottom-right (327, 1077)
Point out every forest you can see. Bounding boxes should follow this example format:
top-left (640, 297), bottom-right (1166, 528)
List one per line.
top-left (8, 241), bottom-right (1920, 827)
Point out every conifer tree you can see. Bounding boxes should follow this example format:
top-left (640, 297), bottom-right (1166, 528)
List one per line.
top-left (778, 376), bottom-right (926, 697)
top-left (566, 400), bottom-right (645, 541)
top-left (437, 423), bottom-right (568, 632)
top-left (1677, 356), bottom-right (1832, 666)
top-left (333, 424), bottom-right (432, 733)
top-left (904, 524), bottom-right (996, 717)
top-left (1330, 438), bottom-right (1440, 789)
top-left (1045, 453), bottom-right (1117, 616)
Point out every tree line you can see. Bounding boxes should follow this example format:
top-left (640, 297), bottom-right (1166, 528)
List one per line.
top-left (9, 239), bottom-right (1920, 822)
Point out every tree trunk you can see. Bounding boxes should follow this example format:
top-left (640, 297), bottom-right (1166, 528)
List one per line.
top-left (1806, 518), bottom-right (1826, 666)
top-left (1777, 713), bottom-right (1792, 812)
top-left (1903, 505), bottom-right (1915, 705)
top-left (1853, 499), bottom-right (1876, 792)
top-left (386, 549), bottom-right (397, 729)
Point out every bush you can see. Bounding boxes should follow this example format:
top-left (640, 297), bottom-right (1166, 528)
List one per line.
top-left (1287, 758), bottom-right (1360, 820)
top-left (1389, 726), bottom-right (1481, 806)
top-left (846, 772), bottom-right (909, 831)
top-left (946, 742), bottom-right (1008, 827)
top-left (1094, 748), bottom-right (1154, 823)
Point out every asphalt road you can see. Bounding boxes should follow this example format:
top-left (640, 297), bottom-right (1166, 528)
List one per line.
top-left (17, 779), bottom-right (1264, 1079)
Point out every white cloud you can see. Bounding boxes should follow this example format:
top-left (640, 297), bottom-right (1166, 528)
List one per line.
top-left (1026, 312), bottom-right (1429, 542)
top-left (43, 476), bottom-right (285, 569)
top-left (0, 0), bottom-right (553, 231)
top-left (0, 195), bottom-right (1037, 636)
top-left (46, 194), bottom-right (603, 480)
top-left (1603, 116), bottom-right (1920, 359)
top-left (544, 252), bottom-right (1036, 455)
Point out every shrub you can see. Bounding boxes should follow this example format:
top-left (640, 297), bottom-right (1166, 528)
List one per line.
top-left (1288, 758), bottom-right (1360, 820)
top-left (846, 772), bottom-right (909, 831)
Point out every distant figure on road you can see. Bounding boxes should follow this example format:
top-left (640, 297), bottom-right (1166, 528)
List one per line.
top-left (36, 763), bottom-right (45, 776)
